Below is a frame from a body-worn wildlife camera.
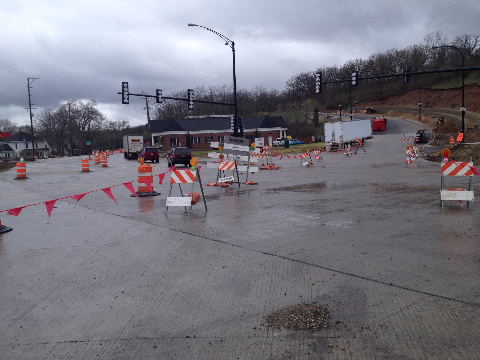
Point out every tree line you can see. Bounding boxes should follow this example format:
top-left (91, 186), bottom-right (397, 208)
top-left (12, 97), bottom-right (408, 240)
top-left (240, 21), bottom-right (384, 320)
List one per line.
top-left (3, 32), bottom-right (479, 149)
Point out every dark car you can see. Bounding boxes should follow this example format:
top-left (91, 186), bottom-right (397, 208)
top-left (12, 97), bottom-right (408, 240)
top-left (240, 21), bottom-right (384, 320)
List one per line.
top-left (139, 146), bottom-right (159, 163)
top-left (167, 147), bottom-right (192, 167)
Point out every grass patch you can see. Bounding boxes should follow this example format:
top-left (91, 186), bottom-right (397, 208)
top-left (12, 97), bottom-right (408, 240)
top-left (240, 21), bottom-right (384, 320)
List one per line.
top-left (0, 161), bottom-right (16, 172)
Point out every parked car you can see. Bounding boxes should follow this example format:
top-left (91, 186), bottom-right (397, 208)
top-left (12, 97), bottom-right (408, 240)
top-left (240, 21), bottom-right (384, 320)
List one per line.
top-left (272, 138), bottom-right (286, 146)
top-left (166, 147), bottom-right (192, 167)
top-left (139, 146), bottom-right (159, 163)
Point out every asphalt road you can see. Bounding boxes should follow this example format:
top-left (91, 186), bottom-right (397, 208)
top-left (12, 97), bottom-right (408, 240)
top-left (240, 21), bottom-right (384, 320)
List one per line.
top-left (1, 118), bottom-right (479, 359)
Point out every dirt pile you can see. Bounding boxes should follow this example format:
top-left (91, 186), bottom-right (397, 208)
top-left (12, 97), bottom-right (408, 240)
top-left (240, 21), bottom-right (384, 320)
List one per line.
top-left (424, 144), bottom-right (480, 164)
top-left (367, 86), bottom-right (480, 112)
top-left (264, 303), bottom-right (331, 332)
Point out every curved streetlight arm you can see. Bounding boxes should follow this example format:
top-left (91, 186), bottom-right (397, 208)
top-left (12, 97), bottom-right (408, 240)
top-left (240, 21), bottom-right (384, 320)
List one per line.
top-left (188, 23), bottom-right (234, 49)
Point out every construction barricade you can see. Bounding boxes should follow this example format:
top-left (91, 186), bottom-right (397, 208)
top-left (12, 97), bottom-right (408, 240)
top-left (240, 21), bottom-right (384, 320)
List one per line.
top-left (81, 158), bottom-right (90, 172)
top-left (15, 160), bottom-right (27, 180)
top-left (166, 168), bottom-right (207, 214)
top-left (94, 152), bottom-right (101, 164)
top-left (217, 160), bottom-right (241, 188)
top-left (133, 162), bottom-right (159, 197)
top-left (101, 155), bottom-right (108, 167)
top-left (440, 160), bottom-right (475, 209)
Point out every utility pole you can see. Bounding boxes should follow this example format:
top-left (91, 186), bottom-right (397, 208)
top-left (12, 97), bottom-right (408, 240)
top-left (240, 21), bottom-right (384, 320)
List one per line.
top-left (27, 77), bottom-right (39, 156)
top-left (144, 95), bottom-right (151, 123)
top-left (67, 100), bottom-right (74, 156)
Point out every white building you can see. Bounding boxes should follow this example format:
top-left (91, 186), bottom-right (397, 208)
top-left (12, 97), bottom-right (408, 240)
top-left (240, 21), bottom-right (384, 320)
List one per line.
top-left (0, 143), bottom-right (15, 159)
top-left (4, 132), bottom-right (50, 158)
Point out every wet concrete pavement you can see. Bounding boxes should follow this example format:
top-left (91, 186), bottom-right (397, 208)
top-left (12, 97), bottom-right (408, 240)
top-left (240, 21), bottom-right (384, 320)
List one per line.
top-left (1, 118), bottom-right (479, 359)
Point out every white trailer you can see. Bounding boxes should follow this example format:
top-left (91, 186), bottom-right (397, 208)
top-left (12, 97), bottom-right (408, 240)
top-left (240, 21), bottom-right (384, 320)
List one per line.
top-left (324, 120), bottom-right (372, 143)
top-left (123, 135), bottom-right (143, 159)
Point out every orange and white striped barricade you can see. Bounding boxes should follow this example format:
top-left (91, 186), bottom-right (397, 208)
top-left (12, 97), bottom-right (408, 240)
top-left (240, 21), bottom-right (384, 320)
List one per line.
top-left (0, 219), bottom-right (13, 234)
top-left (101, 154), bottom-right (108, 167)
top-left (133, 163), bottom-right (160, 197)
top-left (449, 136), bottom-right (456, 145)
top-left (81, 158), bottom-right (90, 172)
top-left (216, 160), bottom-right (240, 188)
top-left (400, 134), bottom-right (417, 143)
top-left (166, 169), bottom-right (207, 214)
top-left (300, 152), bottom-right (314, 167)
top-left (15, 160), bottom-right (27, 180)
top-left (440, 160), bottom-right (475, 209)
top-left (94, 152), bottom-right (101, 164)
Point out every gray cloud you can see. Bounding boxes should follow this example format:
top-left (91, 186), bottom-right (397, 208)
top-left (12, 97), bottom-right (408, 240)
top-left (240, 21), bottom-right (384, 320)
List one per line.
top-left (0, 0), bottom-right (479, 126)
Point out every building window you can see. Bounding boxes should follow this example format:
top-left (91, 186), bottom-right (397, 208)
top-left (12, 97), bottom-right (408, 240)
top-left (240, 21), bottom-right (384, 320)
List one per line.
top-left (192, 137), bottom-right (201, 144)
top-left (170, 138), bottom-right (179, 147)
top-left (25, 142), bottom-right (28, 148)
top-left (205, 136), bottom-right (213, 143)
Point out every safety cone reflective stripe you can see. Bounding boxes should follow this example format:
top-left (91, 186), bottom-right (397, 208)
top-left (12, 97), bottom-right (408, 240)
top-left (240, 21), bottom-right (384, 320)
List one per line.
top-left (15, 161), bottom-right (27, 179)
top-left (82, 158), bottom-right (90, 172)
top-left (0, 219), bottom-right (13, 234)
top-left (101, 155), bottom-right (108, 167)
top-left (94, 153), bottom-right (101, 164)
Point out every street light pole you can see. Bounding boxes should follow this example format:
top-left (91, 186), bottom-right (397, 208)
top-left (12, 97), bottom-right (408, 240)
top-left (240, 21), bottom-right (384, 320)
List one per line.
top-left (432, 45), bottom-right (466, 142)
top-left (338, 104), bottom-right (342, 120)
top-left (188, 23), bottom-right (240, 136)
top-left (418, 102), bottom-right (422, 123)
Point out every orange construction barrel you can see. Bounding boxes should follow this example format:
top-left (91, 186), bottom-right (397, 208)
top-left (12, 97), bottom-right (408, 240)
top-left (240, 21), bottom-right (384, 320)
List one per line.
top-left (133, 163), bottom-right (159, 197)
top-left (15, 161), bottom-right (27, 180)
top-left (82, 158), bottom-right (90, 172)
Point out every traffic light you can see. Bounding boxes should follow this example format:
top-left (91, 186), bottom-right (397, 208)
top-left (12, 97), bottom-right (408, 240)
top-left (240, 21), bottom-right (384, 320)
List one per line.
top-left (187, 89), bottom-right (194, 110)
top-left (155, 89), bottom-right (162, 104)
top-left (121, 82), bottom-right (129, 104)
top-left (351, 72), bottom-right (358, 87)
top-left (315, 72), bottom-right (322, 94)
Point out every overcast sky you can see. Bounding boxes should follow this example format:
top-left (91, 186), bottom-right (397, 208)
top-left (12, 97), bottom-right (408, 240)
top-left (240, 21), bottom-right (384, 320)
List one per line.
top-left (1, 0), bottom-right (479, 126)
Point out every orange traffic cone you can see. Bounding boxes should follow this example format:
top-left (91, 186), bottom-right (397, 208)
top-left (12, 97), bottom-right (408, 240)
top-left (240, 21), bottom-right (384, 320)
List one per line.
top-left (449, 136), bottom-right (455, 145)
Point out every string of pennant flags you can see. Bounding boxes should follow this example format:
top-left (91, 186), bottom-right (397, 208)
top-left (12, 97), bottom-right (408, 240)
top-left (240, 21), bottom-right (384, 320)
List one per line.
top-left (0, 166), bottom-right (182, 218)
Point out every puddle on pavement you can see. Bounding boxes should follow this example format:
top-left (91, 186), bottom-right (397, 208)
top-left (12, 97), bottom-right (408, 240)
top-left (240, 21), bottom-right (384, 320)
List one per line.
top-left (322, 220), bottom-right (354, 228)
top-left (371, 163), bottom-right (404, 168)
top-left (138, 197), bottom-right (155, 212)
top-left (266, 182), bottom-right (326, 194)
top-left (371, 183), bottom-right (437, 194)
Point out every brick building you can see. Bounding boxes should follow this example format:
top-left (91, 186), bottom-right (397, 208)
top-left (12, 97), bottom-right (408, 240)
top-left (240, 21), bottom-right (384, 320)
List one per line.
top-left (150, 115), bottom-right (288, 151)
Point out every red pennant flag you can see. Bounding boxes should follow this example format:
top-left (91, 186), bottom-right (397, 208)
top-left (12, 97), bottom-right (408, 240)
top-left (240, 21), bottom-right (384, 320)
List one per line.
top-left (45, 199), bottom-right (58, 217)
top-left (294, 156), bottom-right (298, 159)
top-left (158, 173), bottom-right (166, 185)
top-left (470, 166), bottom-right (480, 176)
top-left (101, 187), bottom-right (117, 203)
top-left (123, 182), bottom-right (137, 196)
top-left (287, 155), bottom-right (291, 159)
top-left (280, 155), bottom-right (284, 160)
top-left (7, 206), bottom-right (25, 216)
top-left (70, 193), bottom-right (88, 201)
